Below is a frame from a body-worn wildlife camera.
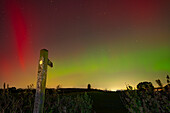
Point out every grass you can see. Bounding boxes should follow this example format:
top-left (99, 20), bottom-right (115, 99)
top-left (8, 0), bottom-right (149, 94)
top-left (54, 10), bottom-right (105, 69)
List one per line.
top-left (0, 88), bottom-right (128, 113)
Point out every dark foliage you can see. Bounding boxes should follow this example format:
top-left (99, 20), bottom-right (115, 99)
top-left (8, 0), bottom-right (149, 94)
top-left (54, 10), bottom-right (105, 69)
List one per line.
top-left (137, 81), bottom-right (154, 92)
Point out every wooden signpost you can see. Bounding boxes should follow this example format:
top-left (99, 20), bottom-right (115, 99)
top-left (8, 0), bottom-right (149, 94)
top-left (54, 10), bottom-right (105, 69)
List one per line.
top-left (33, 49), bottom-right (53, 113)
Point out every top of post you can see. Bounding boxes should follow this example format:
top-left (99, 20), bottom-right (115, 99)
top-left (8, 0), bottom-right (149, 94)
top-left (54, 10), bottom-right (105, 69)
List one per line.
top-left (41, 49), bottom-right (48, 52)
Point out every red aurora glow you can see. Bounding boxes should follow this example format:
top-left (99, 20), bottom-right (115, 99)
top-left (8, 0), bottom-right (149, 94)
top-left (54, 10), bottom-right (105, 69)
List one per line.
top-left (6, 1), bottom-right (28, 70)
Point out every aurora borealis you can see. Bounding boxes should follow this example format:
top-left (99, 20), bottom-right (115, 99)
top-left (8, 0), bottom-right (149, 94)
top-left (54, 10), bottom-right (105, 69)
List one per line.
top-left (0, 0), bottom-right (170, 90)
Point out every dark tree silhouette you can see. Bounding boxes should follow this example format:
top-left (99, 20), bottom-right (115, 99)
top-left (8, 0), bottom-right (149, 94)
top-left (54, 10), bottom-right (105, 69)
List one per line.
top-left (137, 81), bottom-right (154, 91)
top-left (7, 84), bottom-right (9, 89)
top-left (87, 84), bottom-right (91, 90)
top-left (3, 82), bottom-right (5, 89)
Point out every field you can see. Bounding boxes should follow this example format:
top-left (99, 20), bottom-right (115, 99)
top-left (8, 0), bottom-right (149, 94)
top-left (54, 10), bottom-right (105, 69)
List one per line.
top-left (87, 91), bottom-right (128, 113)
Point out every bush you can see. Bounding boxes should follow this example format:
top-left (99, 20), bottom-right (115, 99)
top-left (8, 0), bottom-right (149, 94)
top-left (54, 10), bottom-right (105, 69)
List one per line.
top-left (137, 81), bottom-right (154, 92)
top-left (120, 76), bottom-right (170, 113)
top-left (45, 91), bottom-right (93, 113)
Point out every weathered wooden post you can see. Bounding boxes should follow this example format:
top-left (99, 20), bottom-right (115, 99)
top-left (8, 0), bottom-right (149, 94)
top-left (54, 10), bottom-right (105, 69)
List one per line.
top-left (33, 49), bottom-right (53, 113)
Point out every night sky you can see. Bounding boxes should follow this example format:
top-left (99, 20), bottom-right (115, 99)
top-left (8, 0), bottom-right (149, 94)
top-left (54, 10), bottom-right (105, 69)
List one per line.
top-left (0, 0), bottom-right (170, 90)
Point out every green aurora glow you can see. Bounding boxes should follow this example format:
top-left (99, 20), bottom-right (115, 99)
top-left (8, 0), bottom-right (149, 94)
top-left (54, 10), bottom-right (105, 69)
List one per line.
top-left (1, 0), bottom-right (170, 90)
top-left (47, 45), bottom-right (170, 90)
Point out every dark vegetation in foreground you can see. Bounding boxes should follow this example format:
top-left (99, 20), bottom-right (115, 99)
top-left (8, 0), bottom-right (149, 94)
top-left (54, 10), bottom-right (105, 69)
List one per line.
top-left (0, 87), bottom-right (127, 113)
top-left (0, 75), bottom-right (169, 113)
top-left (121, 75), bottom-right (170, 113)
